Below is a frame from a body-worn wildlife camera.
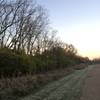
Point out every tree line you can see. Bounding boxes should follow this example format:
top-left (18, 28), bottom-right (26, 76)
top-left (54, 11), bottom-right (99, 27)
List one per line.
top-left (0, 0), bottom-right (89, 77)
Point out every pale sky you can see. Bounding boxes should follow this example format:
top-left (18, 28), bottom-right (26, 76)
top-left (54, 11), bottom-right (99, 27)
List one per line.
top-left (37, 0), bottom-right (100, 59)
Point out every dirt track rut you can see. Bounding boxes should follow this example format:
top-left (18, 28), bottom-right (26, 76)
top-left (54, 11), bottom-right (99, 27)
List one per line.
top-left (80, 64), bottom-right (100, 100)
top-left (21, 65), bottom-right (95, 100)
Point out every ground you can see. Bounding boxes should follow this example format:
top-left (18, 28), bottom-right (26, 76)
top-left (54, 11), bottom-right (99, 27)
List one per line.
top-left (21, 64), bottom-right (96, 100)
top-left (80, 64), bottom-right (100, 100)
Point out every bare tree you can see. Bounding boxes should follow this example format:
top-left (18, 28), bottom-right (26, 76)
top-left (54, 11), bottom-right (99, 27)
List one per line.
top-left (0, 0), bottom-right (49, 55)
top-left (0, 0), bottom-right (27, 47)
top-left (0, 0), bottom-right (60, 58)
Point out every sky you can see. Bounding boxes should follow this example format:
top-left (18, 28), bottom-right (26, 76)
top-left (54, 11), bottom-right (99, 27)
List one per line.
top-left (37, 0), bottom-right (100, 59)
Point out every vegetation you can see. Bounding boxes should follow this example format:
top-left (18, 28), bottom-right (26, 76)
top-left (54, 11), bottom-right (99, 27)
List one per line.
top-left (0, 67), bottom-right (74, 100)
top-left (92, 58), bottom-right (100, 64)
top-left (0, 0), bottom-right (90, 99)
top-left (0, 0), bottom-right (89, 77)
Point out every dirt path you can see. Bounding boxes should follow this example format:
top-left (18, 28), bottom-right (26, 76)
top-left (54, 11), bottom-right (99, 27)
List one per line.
top-left (80, 64), bottom-right (100, 100)
top-left (21, 65), bottom-right (94, 100)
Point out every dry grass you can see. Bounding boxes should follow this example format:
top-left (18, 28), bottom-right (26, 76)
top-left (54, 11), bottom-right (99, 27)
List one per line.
top-left (74, 63), bottom-right (88, 70)
top-left (0, 67), bottom-right (73, 100)
top-left (21, 65), bottom-right (92, 100)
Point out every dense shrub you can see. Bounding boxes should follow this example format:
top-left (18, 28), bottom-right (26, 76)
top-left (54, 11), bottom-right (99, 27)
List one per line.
top-left (0, 46), bottom-right (89, 76)
top-left (0, 48), bottom-right (31, 76)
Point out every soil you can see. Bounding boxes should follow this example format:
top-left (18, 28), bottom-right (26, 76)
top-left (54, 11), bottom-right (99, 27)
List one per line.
top-left (80, 64), bottom-right (100, 100)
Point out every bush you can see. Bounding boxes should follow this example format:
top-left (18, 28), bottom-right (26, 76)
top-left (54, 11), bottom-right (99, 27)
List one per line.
top-left (0, 46), bottom-right (88, 77)
top-left (0, 48), bottom-right (32, 76)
